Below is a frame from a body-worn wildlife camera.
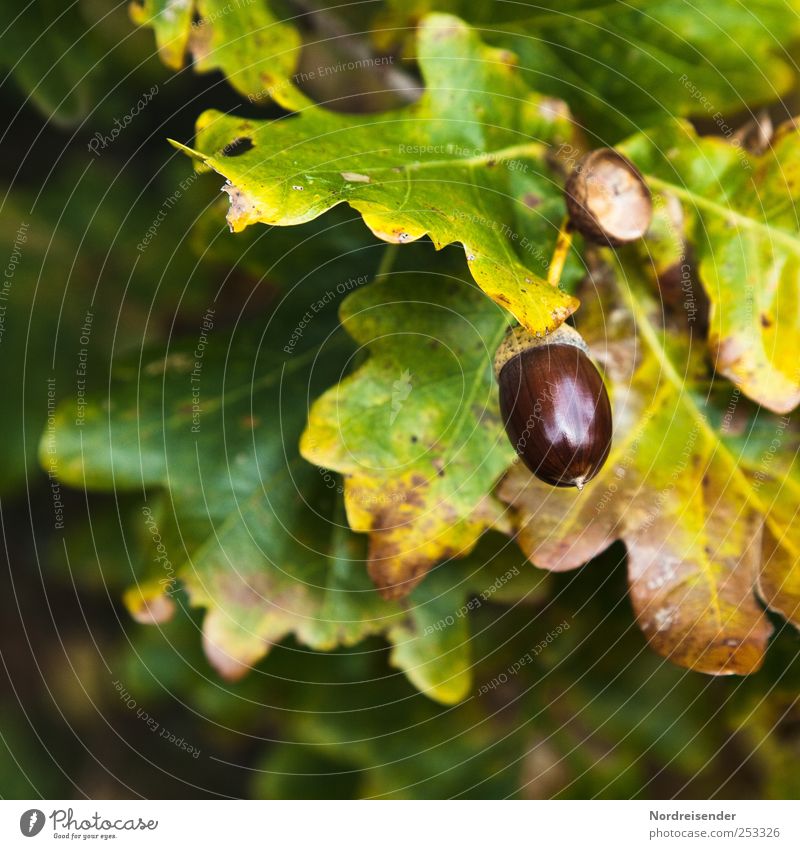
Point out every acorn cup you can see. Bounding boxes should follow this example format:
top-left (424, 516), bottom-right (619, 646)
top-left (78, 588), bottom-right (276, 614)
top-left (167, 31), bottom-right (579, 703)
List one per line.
top-left (565, 148), bottom-right (653, 246)
top-left (495, 324), bottom-right (612, 489)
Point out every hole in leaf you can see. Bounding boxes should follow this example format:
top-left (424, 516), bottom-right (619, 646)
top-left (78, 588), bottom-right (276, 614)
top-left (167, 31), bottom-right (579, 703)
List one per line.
top-left (222, 137), bottom-right (254, 157)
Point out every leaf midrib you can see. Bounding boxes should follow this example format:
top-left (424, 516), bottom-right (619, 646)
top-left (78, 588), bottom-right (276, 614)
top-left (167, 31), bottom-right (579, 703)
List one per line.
top-left (647, 175), bottom-right (800, 256)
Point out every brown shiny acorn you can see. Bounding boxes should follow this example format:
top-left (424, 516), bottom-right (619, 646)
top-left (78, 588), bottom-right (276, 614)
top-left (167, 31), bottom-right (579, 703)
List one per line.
top-left (565, 148), bottom-right (652, 246)
top-left (495, 325), bottom-right (612, 489)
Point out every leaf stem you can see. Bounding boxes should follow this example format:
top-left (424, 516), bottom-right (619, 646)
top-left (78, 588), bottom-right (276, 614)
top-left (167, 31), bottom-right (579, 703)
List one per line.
top-left (546, 217), bottom-right (573, 288)
top-left (375, 243), bottom-right (399, 281)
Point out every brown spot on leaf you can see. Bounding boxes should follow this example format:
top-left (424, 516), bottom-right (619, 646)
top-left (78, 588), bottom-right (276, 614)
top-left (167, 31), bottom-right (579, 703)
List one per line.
top-left (496, 49), bottom-right (517, 68)
top-left (369, 553), bottom-right (431, 600)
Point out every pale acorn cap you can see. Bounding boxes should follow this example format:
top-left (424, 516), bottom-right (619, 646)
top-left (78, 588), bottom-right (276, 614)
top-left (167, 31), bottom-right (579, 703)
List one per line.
top-left (493, 323), bottom-right (589, 379)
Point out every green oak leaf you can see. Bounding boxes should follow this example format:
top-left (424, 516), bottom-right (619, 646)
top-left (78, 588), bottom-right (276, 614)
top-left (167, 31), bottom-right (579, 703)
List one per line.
top-left (172, 13), bottom-right (581, 339)
top-left (301, 274), bottom-right (515, 598)
top-left (375, 0), bottom-right (800, 141)
top-left (130, 0), bottom-right (305, 106)
top-left (622, 118), bottom-right (800, 415)
top-left (43, 287), bottom-right (546, 703)
top-left (0, 156), bottom-right (227, 496)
